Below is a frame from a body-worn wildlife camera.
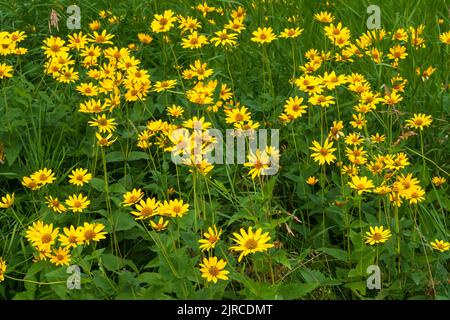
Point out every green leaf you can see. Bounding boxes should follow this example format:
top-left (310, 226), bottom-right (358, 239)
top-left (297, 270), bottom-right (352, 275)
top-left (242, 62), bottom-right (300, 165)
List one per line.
top-left (277, 282), bottom-right (318, 299)
top-left (317, 247), bottom-right (348, 262)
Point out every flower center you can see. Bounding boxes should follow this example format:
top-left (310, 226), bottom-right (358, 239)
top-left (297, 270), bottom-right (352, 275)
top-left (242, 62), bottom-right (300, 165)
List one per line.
top-left (244, 239), bottom-right (258, 250)
top-left (84, 230), bottom-right (96, 240)
top-left (209, 266), bottom-right (220, 276)
top-left (41, 233), bottom-right (52, 244)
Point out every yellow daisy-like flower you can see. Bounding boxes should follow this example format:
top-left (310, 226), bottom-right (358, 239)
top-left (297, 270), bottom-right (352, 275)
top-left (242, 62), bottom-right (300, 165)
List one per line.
top-left (0, 193), bottom-right (14, 209)
top-left (405, 113), bottom-right (432, 130)
top-left (181, 31), bottom-right (208, 49)
top-left (159, 199), bottom-right (189, 217)
top-left (45, 196), bottom-right (67, 213)
top-left (166, 105), bottom-right (184, 118)
top-left (0, 257), bottom-right (6, 282)
top-left (306, 176), bottom-right (319, 186)
top-left (58, 225), bottom-right (83, 249)
top-left (153, 80), bottom-right (177, 92)
top-left (210, 29), bottom-right (238, 47)
top-left (229, 227), bottom-right (274, 262)
top-left (198, 225), bottom-right (222, 251)
top-left (131, 197), bottom-right (160, 220)
top-left (280, 27), bottom-right (304, 39)
top-left (0, 63), bottom-right (13, 79)
top-left (50, 247), bottom-right (71, 266)
top-left (251, 27), bottom-right (277, 44)
top-left (431, 176), bottom-right (446, 187)
top-left (88, 30), bottom-right (115, 44)
top-left (365, 226), bottom-right (392, 245)
top-left (151, 10), bottom-right (177, 33)
top-left (96, 132), bottom-right (117, 147)
top-left (150, 217), bottom-right (169, 231)
top-left (25, 220), bottom-right (59, 251)
top-left (314, 11), bottom-right (334, 23)
top-left (68, 168), bottom-right (93, 187)
top-left (22, 176), bottom-right (41, 190)
top-left (199, 256), bottom-right (229, 283)
top-left (439, 31), bottom-right (450, 45)
top-left (309, 140), bottom-right (337, 165)
top-left (244, 149), bottom-right (271, 179)
top-left (122, 188), bottom-right (144, 207)
top-left (30, 168), bottom-right (56, 186)
top-left (88, 114), bottom-right (117, 133)
top-left (348, 176), bottom-right (375, 194)
top-left (224, 106), bottom-right (251, 124)
top-left (430, 239), bottom-right (450, 252)
top-left (65, 194), bottom-right (90, 213)
top-left (80, 222), bottom-right (107, 245)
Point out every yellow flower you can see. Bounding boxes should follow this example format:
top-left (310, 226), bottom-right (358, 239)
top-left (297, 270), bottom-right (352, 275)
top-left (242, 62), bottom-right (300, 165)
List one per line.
top-left (306, 176), bottom-right (319, 186)
top-left (431, 176), bottom-right (446, 187)
top-left (22, 176), bottom-right (40, 190)
top-left (96, 132), bottom-right (117, 147)
top-left (153, 80), bottom-right (177, 92)
top-left (122, 188), bottom-right (144, 206)
top-left (309, 140), bottom-right (337, 165)
top-left (59, 226), bottom-right (83, 249)
top-left (370, 133), bottom-right (386, 143)
top-left (210, 29), bottom-right (238, 47)
top-left (150, 217), bottom-right (169, 231)
top-left (88, 114), bottom-right (117, 133)
top-left (0, 193), bottom-right (14, 209)
top-left (251, 27), bottom-right (277, 44)
top-left (405, 113), bottom-right (432, 130)
top-left (314, 11), bottom-right (334, 23)
top-left (167, 105), bottom-right (184, 118)
top-left (348, 176), bottom-right (375, 194)
top-left (25, 220), bottom-right (59, 251)
top-left (181, 31), bottom-right (208, 49)
top-left (430, 239), bottom-right (450, 252)
top-left (88, 30), bottom-right (115, 44)
top-left (199, 256), bottom-right (229, 283)
top-left (309, 94), bottom-right (335, 108)
top-left (344, 133), bottom-right (364, 146)
top-left (45, 196), bottom-right (67, 213)
top-left (137, 33), bottom-right (153, 44)
top-left (76, 82), bottom-right (99, 97)
top-left (178, 16), bottom-right (202, 33)
top-left (159, 199), bottom-right (189, 217)
top-left (439, 31), bottom-right (450, 45)
top-left (280, 27), bottom-right (303, 39)
top-left (30, 168), bottom-right (56, 186)
top-left (365, 226), bottom-right (392, 245)
top-left (382, 90), bottom-right (403, 106)
top-left (89, 20), bottom-right (101, 31)
top-left (416, 66), bottom-right (436, 81)
top-left (230, 227), bottom-right (274, 262)
top-left (0, 63), bottom-right (13, 79)
top-left (189, 60), bottom-right (214, 80)
top-left (50, 247), bottom-right (71, 266)
top-left (151, 10), bottom-right (177, 33)
top-left (65, 194), bottom-right (90, 213)
top-left (131, 197), bottom-right (160, 220)
top-left (225, 106), bottom-right (251, 124)
top-left (68, 168), bottom-right (92, 187)
top-left (284, 96), bottom-right (307, 118)
top-left (198, 225), bottom-right (222, 251)
top-left (0, 257), bottom-right (6, 282)
top-left (349, 113), bottom-right (367, 129)
top-left (244, 149), bottom-right (271, 179)
top-left (80, 222), bottom-right (107, 244)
